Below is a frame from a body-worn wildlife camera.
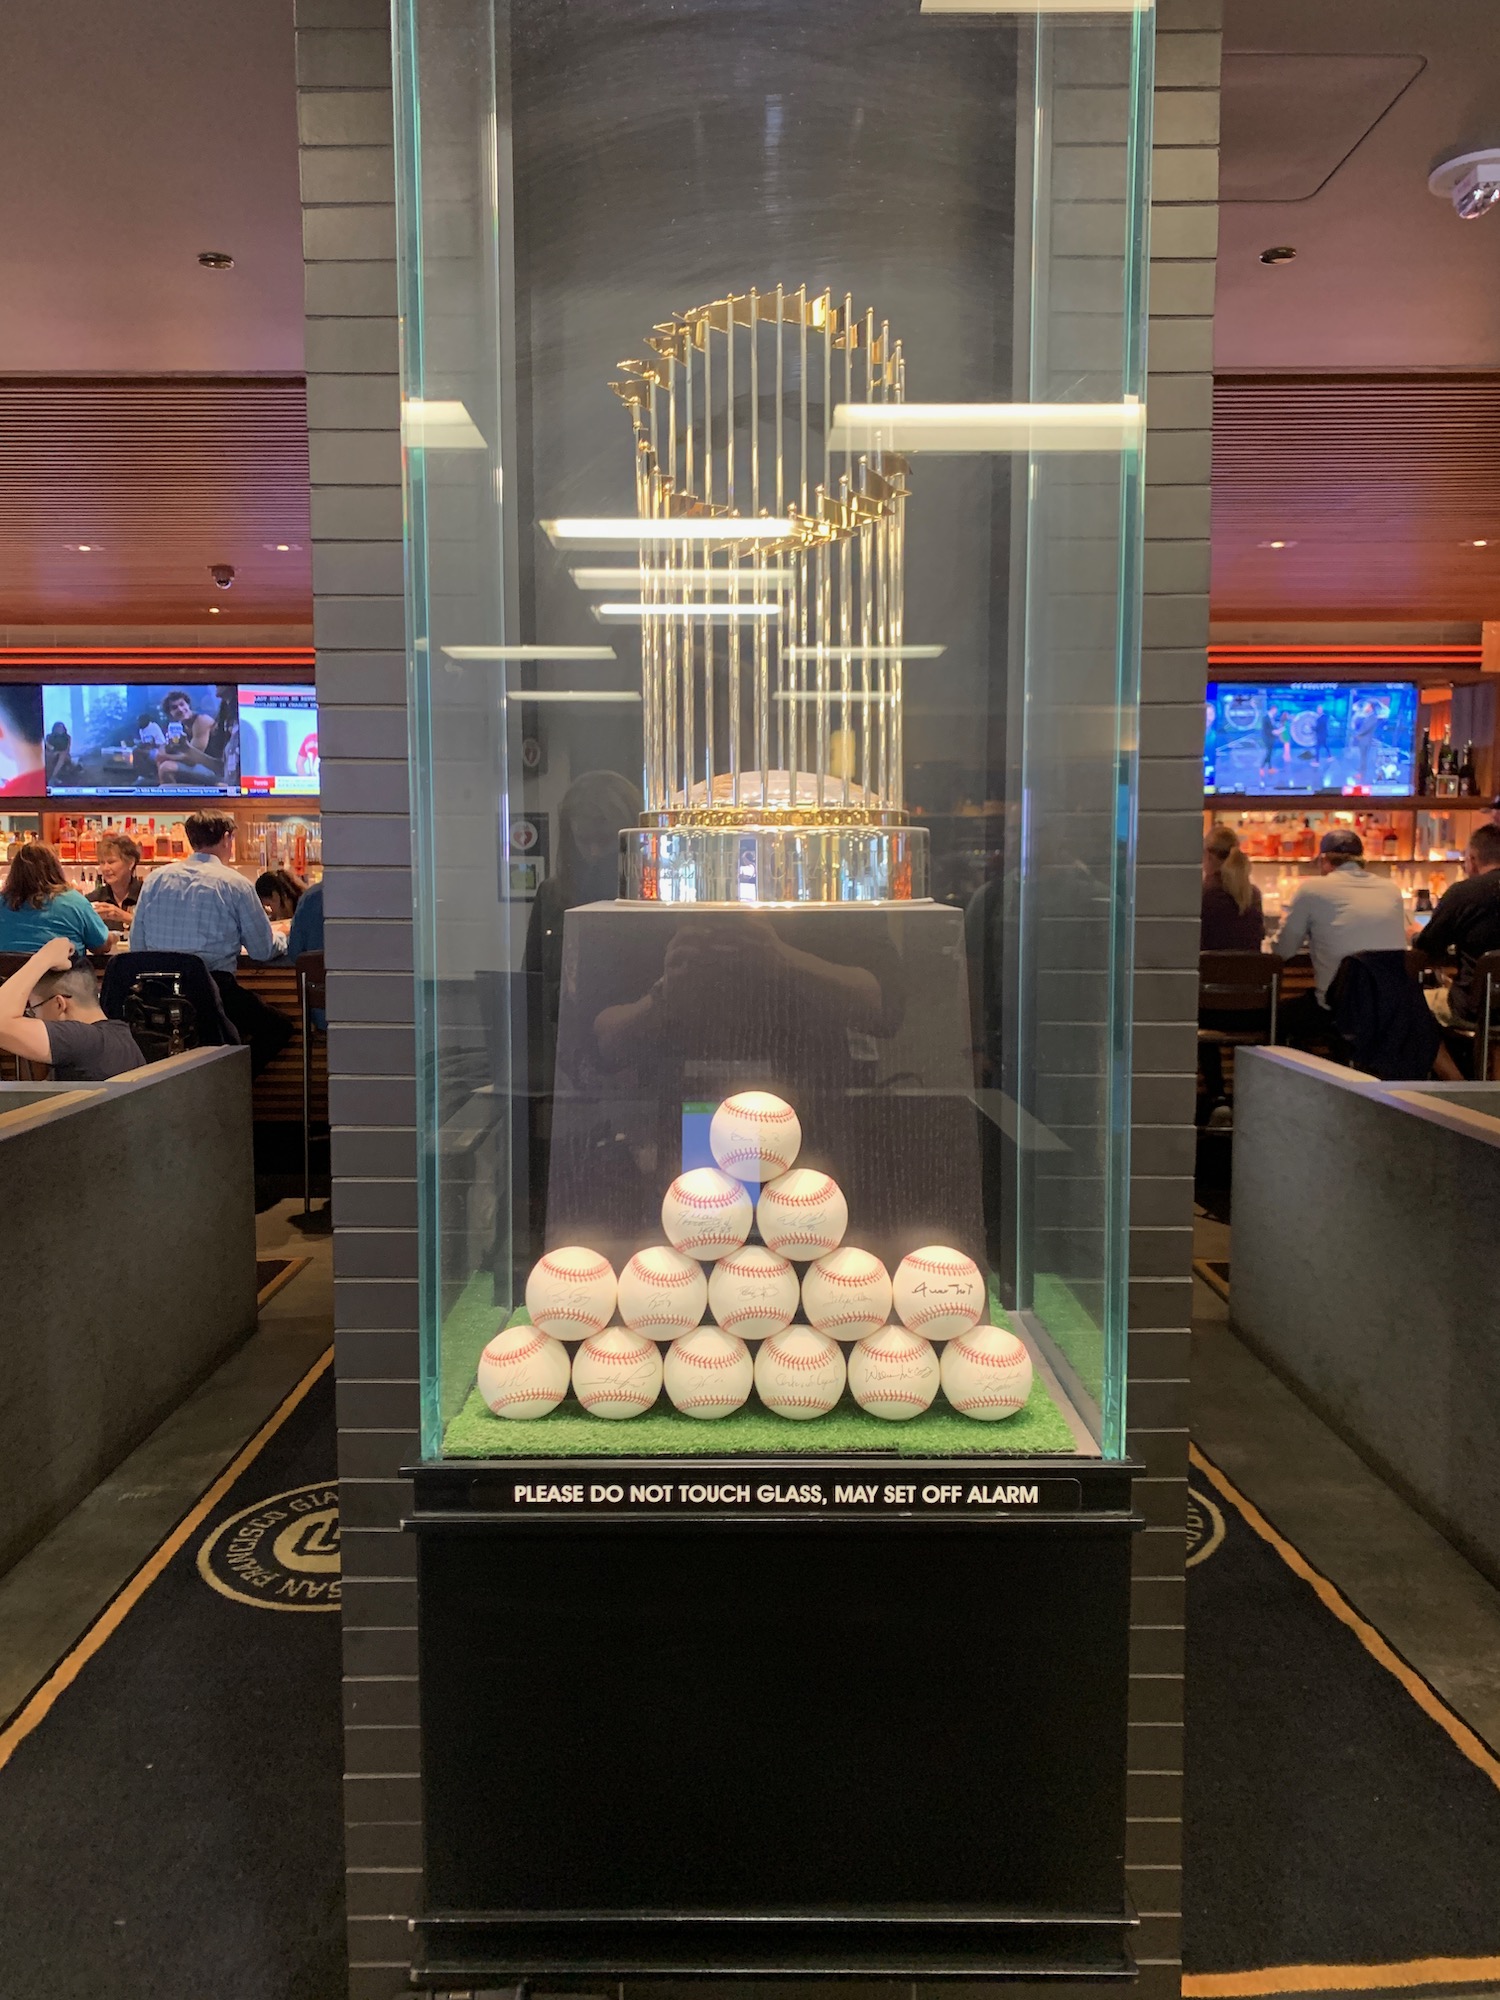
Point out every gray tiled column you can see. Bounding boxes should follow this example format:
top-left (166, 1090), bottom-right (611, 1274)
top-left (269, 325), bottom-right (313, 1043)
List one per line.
top-left (1126, 3), bottom-right (1220, 1994)
top-left (295, 4), bottom-right (420, 1994)
top-left (296, 2), bottom-right (1217, 1993)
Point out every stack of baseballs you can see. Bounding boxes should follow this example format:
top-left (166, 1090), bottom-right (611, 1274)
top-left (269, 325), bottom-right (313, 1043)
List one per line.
top-left (473, 1090), bottom-right (1033, 1427)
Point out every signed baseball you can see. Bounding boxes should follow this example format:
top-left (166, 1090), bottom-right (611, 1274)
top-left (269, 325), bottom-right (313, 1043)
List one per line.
top-left (708, 1090), bottom-right (802, 1182)
top-left (523, 1245), bottom-right (616, 1341)
top-left (753, 1325), bottom-right (846, 1420)
top-left (800, 1247), bottom-right (892, 1342)
top-left (755, 1168), bottom-right (847, 1261)
top-left (617, 1245), bottom-right (709, 1337)
top-left (475, 1323), bottom-right (571, 1420)
top-left (707, 1244), bottom-right (799, 1341)
top-left (848, 1325), bottom-right (940, 1422)
top-left (571, 1326), bottom-right (663, 1419)
top-left (940, 1323), bottom-right (1034, 1421)
top-left (662, 1167), bottom-right (754, 1260)
top-left (891, 1245), bottom-right (986, 1342)
top-left (663, 1326), bottom-right (755, 1420)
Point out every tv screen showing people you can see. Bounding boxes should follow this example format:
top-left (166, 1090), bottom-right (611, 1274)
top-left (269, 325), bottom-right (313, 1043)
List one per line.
top-left (1203, 681), bottom-right (1418, 798)
top-left (237, 684), bottom-right (319, 797)
top-left (43, 684), bottom-right (241, 796)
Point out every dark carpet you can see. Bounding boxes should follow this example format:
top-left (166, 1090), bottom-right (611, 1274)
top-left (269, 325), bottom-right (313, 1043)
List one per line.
top-left (0, 1362), bottom-right (345, 2000)
top-left (1183, 1450), bottom-right (1500, 1982)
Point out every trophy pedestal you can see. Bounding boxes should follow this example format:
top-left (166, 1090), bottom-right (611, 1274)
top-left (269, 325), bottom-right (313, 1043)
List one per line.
top-left (621, 820), bottom-right (929, 903)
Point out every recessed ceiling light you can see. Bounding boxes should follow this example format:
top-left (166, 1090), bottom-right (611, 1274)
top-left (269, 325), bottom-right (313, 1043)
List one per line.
top-left (1259, 539), bottom-right (1297, 549)
top-left (208, 606), bottom-right (221, 614)
top-left (65, 542), bottom-right (97, 552)
top-left (1467, 538), bottom-right (1491, 548)
top-left (1259, 245), bottom-right (1297, 266)
top-left (197, 250), bottom-right (235, 270)
top-left (262, 541), bottom-right (302, 553)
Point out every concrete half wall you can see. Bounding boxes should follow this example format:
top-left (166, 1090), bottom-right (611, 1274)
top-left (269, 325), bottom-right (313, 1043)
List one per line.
top-left (1231, 1048), bottom-right (1500, 1583)
top-left (0, 1047), bottom-right (257, 1575)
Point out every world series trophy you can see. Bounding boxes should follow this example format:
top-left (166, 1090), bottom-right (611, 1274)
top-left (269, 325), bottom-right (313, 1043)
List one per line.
top-left (601, 284), bottom-right (931, 905)
top-left (541, 288), bottom-right (987, 1275)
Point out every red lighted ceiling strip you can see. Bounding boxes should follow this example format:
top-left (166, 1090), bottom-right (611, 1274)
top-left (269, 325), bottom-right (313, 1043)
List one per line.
top-left (1209, 645), bottom-right (1481, 668)
top-left (0, 648), bottom-right (315, 668)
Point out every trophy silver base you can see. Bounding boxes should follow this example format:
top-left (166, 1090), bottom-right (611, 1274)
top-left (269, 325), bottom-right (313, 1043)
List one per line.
top-left (621, 823), bottom-right (930, 904)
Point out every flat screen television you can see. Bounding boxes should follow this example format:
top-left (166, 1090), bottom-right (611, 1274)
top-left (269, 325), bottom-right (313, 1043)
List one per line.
top-left (43, 683), bottom-right (241, 796)
top-left (1204, 681), bottom-right (1419, 798)
top-left (237, 683), bottom-right (319, 797)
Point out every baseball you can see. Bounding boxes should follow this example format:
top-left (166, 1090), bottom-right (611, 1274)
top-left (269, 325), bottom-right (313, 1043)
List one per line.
top-left (940, 1323), bottom-right (1034, 1421)
top-left (756, 1168), bottom-right (847, 1261)
top-left (663, 1326), bottom-right (755, 1420)
top-left (475, 1323), bottom-right (572, 1420)
top-left (707, 1244), bottom-right (799, 1341)
top-left (661, 1167), bottom-right (754, 1260)
top-left (571, 1326), bottom-right (663, 1419)
top-left (617, 1245), bottom-right (709, 1337)
top-left (800, 1247), bottom-right (892, 1342)
top-left (523, 1245), bottom-right (616, 1341)
top-left (709, 1090), bottom-right (802, 1182)
top-left (892, 1245), bottom-right (986, 1342)
top-left (753, 1325), bottom-right (846, 1420)
top-left (848, 1325), bottom-right (940, 1422)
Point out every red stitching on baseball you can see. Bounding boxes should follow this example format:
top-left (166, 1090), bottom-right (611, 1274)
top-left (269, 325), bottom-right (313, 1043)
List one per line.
top-left (769, 1231), bottom-right (841, 1249)
top-left (539, 1253), bottom-right (611, 1280)
top-left (485, 1329), bottom-right (551, 1365)
top-left (720, 1103), bottom-right (796, 1123)
top-left (628, 1258), bottom-right (697, 1288)
top-left (537, 1309), bottom-right (608, 1333)
top-left (718, 1307), bottom-right (791, 1332)
top-left (904, 1304), bottom-right (980, 1330)
top-left (951, 1393), bottom-right (1026, 1410)
top-left (764, 1394), bottom-right (837, 1410)
top-left (579, 1388), bottom-right (656, 1406)
top-left (487, 1386), bottom-right (564, 1407)
top-left (763, 1185), bottom-right (839, 1208)
top-left (716, 1250), bottom-right (788, 1275)
top-left (674, 1349), bottom-right (745, 1371)
top-left (717, 1147), bottom-right (794, 1174)
top-left (628, 1312), bottom-right (701, 1329)
top-left (857, 1390), bottom-right (933, 1408)
top-left (815, 1265), bottom-right (885, 1289)
top-left (810, 1310), bottom-right (883, 1331)
top-left (951, 1332), bottom-right (1023, 1362)
top-left (764, 1344), bottom-right (839, 1372)
top-left (902, 1253), bottom-right (978, 1276)
top-left (671, 1184), bottom-right (746, 1211)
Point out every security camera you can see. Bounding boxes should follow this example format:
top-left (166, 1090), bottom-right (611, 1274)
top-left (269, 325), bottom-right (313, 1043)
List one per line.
top-left (1429, 150), bottom-right (1500, 221)
top-left (209, 564), bottom-right (236, 589)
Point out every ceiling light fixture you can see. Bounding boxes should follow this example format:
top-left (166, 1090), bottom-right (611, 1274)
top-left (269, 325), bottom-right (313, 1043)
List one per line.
top-left (1259, 246), bottom-right (1297, 265)
top-left (1468, 538), bottom-right (1491, 548)
top-left (197, 250), bottom-right (235, 270)
top-left (1429, 150), bottom-right (1500, 221)
top-left (1259, 539), bottom-right (1297, 550)
top-left (544, 518), bottom-right (797, 548)
top-left (208, 606), bottom-right (221, 615)
top-left (66, 543), bottom-right (95, 552)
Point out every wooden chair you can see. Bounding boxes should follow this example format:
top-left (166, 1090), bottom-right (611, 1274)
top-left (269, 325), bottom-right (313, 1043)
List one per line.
top-left (1198, 951), bottom-right (1279, 1123)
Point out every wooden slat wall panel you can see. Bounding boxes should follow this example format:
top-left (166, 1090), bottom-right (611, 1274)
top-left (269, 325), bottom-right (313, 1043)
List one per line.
top-left (1214, 374), bottom-right (1500, 620)
top-left (0, 378), bottom-right (312, 625)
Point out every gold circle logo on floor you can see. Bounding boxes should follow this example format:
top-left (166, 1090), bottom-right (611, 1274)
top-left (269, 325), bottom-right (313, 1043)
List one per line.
top-left (197, 1482), bottom-right (341, 1612)
top-left (1186, 1483), bottom-right (1226, 1568)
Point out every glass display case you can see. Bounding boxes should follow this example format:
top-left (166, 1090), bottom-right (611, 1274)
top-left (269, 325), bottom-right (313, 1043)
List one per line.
top-left (397, 0), bottom-right (1152, 1479)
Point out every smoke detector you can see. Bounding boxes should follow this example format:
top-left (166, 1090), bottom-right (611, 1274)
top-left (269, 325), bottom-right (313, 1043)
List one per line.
top-left (1429, 150), bottom-right (1500, 220)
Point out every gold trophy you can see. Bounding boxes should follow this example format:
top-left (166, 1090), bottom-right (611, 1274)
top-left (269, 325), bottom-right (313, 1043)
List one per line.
top-left (606, 285), bottom-right (930, 905)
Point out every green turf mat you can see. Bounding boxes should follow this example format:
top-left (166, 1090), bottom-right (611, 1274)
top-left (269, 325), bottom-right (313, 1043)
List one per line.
top-left (1032, 1272), bottom-right (1106, 1405)
top-left (441, 1303), bottom-right (1077, 1459)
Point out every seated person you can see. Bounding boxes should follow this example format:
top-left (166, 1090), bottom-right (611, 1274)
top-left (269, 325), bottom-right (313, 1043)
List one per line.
top-left (1201, 825), bottom-right (1265, 950)
top-left (0, 841), bottom-right (110, 955)
top-left (88, 832), bottom-right (144, 930)
top-left (1273, 828), bottom-right (1406, 1049)
top-left (154, 687), bottom-right (234, 787)
top-left (1411, 821), bottom-right (1500, 1039)
top-left (256, 869), bottom-right (305, 922)
top-left (287, 878), bottom-right (324, 960)
top-left (130, 808), bottom-right (292, 1075)
top-left (0, 936), bottom-right (145, 1081)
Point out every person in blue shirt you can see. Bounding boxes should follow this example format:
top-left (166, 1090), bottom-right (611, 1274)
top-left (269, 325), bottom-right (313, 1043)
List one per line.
top-left (130, 808), bottom-right (292, 1075)
top-left (0, 843), bottom-right (110, 956)
top-left (286, 879), bottom-right (325, 1029)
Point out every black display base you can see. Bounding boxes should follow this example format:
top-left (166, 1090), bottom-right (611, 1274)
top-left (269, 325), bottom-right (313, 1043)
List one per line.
top-left (407, 1460), bottom-right (1139, 1985)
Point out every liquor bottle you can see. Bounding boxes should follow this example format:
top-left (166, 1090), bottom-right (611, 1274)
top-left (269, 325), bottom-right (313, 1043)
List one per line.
top-left (1417, 730), bottom-right (1432, 796)
top-left (1460, 741), bottom-right (1478, 796)
top-left (58, 818), bottom-right (77, 862)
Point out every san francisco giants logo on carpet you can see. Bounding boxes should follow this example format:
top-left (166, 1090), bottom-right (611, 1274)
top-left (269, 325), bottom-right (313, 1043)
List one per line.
top-left (1186, 1484), bottom-right (1225, 1568)
top-left (196, 1482), bottom-right (341, 1612)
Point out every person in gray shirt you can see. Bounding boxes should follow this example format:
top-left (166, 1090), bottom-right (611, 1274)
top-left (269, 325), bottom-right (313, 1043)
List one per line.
top-left (0, 936), bottom-right (145, 1081)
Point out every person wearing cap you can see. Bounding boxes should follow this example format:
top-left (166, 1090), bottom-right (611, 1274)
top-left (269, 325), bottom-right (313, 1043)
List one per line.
top-left (1273, 829), bottom-right (1409, 1044)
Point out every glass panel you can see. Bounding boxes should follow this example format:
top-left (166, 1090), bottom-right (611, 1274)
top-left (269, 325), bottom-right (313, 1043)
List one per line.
top-left (395, 0), bottom-right (1153, 1464)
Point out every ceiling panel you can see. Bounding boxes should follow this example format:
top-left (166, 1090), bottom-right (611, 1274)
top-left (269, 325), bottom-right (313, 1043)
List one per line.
top-left (0, 378), bottom-right (312, 625)
top-left (1212, 374), bottom-right (1500, 621)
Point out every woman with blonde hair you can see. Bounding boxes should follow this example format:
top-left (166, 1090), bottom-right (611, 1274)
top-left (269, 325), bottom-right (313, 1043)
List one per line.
top-left (1201, 823), bottom-right (1265, 951)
